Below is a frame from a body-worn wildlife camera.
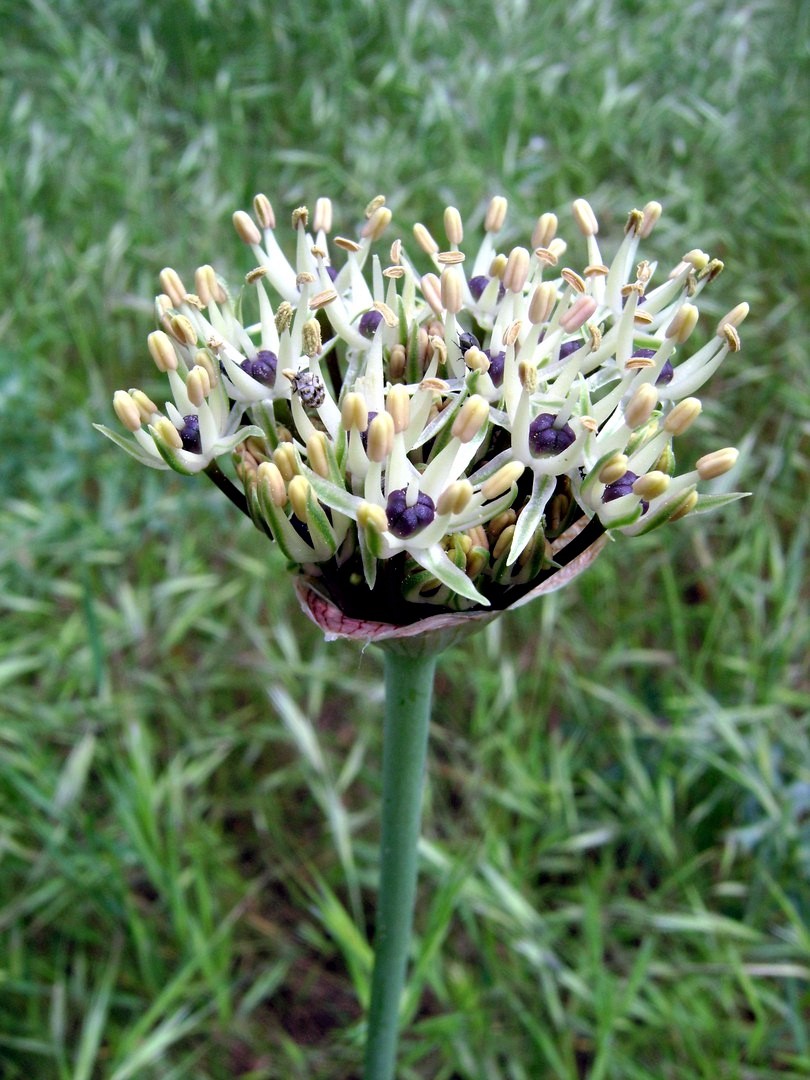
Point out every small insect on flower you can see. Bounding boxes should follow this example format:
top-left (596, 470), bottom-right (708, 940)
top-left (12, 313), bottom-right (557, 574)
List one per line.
top-left (288, 370), bottom-right (326, 409)
top-left (456, 331), bottom-right (480, 354)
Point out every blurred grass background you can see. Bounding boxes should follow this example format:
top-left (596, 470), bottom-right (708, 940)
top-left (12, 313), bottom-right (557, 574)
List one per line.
top-left (1, 0), bottom-right (808, 1076)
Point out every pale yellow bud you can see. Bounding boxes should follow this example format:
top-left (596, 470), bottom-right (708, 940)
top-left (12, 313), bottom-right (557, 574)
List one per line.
top-left (532, 212), bottom-right (557, 249)
top-left (154, 417), bottom-right (183, 450)
top-left (113, 390), bottom-right (142, 432)
top-left (130, 389), bottom-right (158, 421)
top-left (668, 489), bottom-right (699, 522)
top-left (503, 247), bottom-right (531, 293)
top-left (572, 198), bottom-right (599, 237)
top-left (186, 365), bottom-right (210, 407)
top-left (313, 197), bottom-right (332, 233)
top-left (257, 461), bottom-right (287, 507)
top-left (147, 330), bottom-right (178, 372)
top-left (273, 443), bottom-right (298, 482)
top-left (386, 384), bottom-right (410, 433)
top-left (632, 471), bottom-right (670, 499)
top-left (413, 222), bottom-right (439, 255)
top-left (451, 395), bottom-right (489, 443)
top-left (484, 195), bottom-right (508, 233)
top-left (358, 501), bottom-right (389, 532)
top-left (436, 480), bottom-right (474, 516)
top-left (528, 282), bottom-right (557, 324)
top-left (441, 268), bottom-right (462, 313)
top-left (696, 447), bottom-right (739, 480)
top-left (444, 206), bottom-right (463, 245)
top-left (367, 412), bottom-right (395, 462)
top-left (624, 383), bottom-right (659, 429)
top-left (481, 462), bottom-right (525, 501)
top-left (159, 267), bottom-right (186, 307)
top-left (233, 210), bottom-right (262, 245)
top-left (664, 397), bottom-right (702, 435)
top-left (598, 454), bottom-right (629, 485)
top-left (253, 193), bottom-right (275, 229)
top-left (341, 392), bottom-right (368, 432)
top-left (666, 304), bottom-right (700, 343)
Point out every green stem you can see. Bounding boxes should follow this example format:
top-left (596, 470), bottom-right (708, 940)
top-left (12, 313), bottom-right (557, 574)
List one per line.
top-left (363, 648), bottom-right (438, 1080)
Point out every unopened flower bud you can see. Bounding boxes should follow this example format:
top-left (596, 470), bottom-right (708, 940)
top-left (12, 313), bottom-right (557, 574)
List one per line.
top-left (233, 210), bottom-right (262, 245)
top-left (664, 397), bottom-right (702, 435)
top-left (113, 391), bottom-right (142, 431)
top-left (598, 454), bottom-right (629, 485)
top-left (481, 462), bottom-right (525, 501)
top-left (503, 247), bottom-right (531, 293)
top-left (367, 412), bottom-right (395, 462)
top-left (437, 480), bottom-right (474, 516)
top-left (451, 395), bottom-right (489, 443)
top-left (444, 206), bottom-right (463, 245)
top-left (624, 383), bottom-right (658, 428)
top-left (666, 304), bottom-right (699, 343)
top-left (532, 213), bottom-right (557, 249)
top-left (572, 198), bottom-right (599, 237)
top-left (696, 447), bottom-right (739, 480)
top-left (632, 471), bottom-right (670, 499)
top-left (147, 330), bottom-right (178, 372)
top-left (154, 417), bottom-right (183, 450)
top-left (257, 461), bottom-right (287, 506)
top-left (485, 196), bottom-right (508, 233)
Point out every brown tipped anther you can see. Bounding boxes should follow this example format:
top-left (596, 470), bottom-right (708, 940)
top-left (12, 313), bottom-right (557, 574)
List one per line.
top-left (561, 268), bottom-right (587, 293)
top-left (701, 258), bottom-right (724, 282)
top-left (372, 300), bottom-right (398, 327)
top-left (296, 271), bottom-right (317, 286)
top-left (302, 318), bottom-right (322, 357)
top-left (334, 235), bottom-right (362, 252)
top-left (291, 206), bottom-right (309, 230)
top-left (275, 301), bottom-right (294, 334)
top-left (365, 194), bottom-right (386, 218)
top-left (437, 250), bottom-right (466, 265)
top-left (721, 324), bottom-right (741, 351)
top-left (245, 267), bottom-right (268, 285)
top-left (533, 247), bottom-right (559, 267)
top-left (389, 238), bottom-right (402, 264)
top-left (309, 288), bottom-right (339, 310)
top-left (587, 323), bottom-right (602, 350)
top-left (624, 208), bottom-right (645, 236)
top-left (504, 320), bottom-right (522, 347)
top-left (383, 265), bottom-right (406, 279)
top-left (518, 360), bottom-right (537, 393)
top-left (584, 263), bottom-right (610, 278)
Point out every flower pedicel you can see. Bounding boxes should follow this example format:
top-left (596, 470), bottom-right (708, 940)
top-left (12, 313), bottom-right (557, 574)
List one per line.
top-left (98, 194), bottom-right (747, 643)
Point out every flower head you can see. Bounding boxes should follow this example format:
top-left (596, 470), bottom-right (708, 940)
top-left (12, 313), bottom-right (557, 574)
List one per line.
top-left (98, 194), bottom-right (747, 642)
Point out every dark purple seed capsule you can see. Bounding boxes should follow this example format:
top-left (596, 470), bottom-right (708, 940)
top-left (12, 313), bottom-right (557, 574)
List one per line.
top-left (486, 349), bottom-right (506, 387)
top-left (528, 413), bottom-right (576, 457)
top-left (178, 414), bottom-right (202, 454)
top-left (469, 275), bottom-right (490, 301)
top-left (385, 487), bottom-right (436, 539)
top-left (326, 264), bottom-right (338, 282)
top-left (602, 470), bottom-right (648, 513)
top-left (241, 349), bottom-right (278, 386)
top-left (559, 340), bottom-right (581, 360)
top-left (358, 310), bottom-right (384, 338)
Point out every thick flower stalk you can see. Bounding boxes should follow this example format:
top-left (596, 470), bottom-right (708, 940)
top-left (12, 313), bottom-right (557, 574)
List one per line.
top-left (98, 193), bottom-right (746, 639)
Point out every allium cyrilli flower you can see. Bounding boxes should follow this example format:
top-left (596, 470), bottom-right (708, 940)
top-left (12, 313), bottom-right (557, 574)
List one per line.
top-left (98, 193), bottom-right (746, 642)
